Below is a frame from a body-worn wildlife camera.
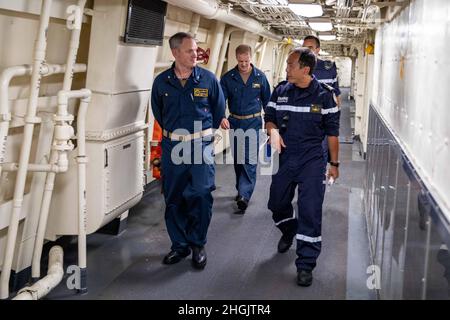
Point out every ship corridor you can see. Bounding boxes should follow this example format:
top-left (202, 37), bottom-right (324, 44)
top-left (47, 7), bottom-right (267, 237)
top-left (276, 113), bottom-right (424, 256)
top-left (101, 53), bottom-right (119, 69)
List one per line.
top-left (38, 88), bottom-right (375, 300)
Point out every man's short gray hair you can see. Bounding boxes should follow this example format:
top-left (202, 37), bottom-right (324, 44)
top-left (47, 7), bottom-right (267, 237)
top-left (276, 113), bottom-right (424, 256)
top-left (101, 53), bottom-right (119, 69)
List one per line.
top-left (169, 32), bottom-right (195, 49)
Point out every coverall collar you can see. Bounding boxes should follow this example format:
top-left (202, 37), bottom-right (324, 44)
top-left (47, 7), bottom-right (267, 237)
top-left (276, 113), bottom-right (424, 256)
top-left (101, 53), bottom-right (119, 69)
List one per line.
top-left (166, 63), bottom-right (201, 87)
top-left (231, 63), bottom-right (259, 82)
top-left (286, 75), bottom-right (320, 99)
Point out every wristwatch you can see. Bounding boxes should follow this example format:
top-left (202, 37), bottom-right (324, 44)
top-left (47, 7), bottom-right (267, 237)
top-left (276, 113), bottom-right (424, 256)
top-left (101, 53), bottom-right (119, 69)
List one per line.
top-left (329, 161), bottom-right (340, 168)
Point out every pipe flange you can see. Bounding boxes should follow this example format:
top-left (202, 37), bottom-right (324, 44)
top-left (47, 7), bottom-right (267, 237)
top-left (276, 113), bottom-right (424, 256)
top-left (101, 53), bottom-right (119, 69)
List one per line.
top-left (53, 114), bottom-right (74, 122)
top-left (24, 116), bottom-right (41, 124)
top-left (0, 113), bottom-right (11, 121)
top-left (75, 156), bottom-right (89, 163)
top-left (52, 144), bottom-right (74, 152)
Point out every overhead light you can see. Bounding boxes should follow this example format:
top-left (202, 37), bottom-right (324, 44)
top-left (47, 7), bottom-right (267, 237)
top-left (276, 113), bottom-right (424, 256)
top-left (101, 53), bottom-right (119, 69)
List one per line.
top-left (319, 35), bottom-right (337, 41)
top-left (308, 22), bottom-right (333, 32)
top-left (288, 4), bottom-right (323, 18)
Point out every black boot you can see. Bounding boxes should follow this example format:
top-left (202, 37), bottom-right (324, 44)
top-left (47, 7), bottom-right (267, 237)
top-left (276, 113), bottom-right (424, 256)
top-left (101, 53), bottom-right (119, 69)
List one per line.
top-left (297, 270), bottom-right (313, 287)
top-left (277, 234), bottom-right (294, 253)
top-left (236, 196), bottom-right (249, 211)
top-left (162, 248), bottom-right (191, 265)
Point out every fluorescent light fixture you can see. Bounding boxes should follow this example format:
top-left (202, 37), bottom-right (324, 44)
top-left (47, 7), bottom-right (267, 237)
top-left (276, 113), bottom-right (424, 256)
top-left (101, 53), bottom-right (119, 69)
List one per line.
top-left (319, 35), bottom-right (336, 41)
top-left (288, 4), bottom-right (323, 17)
top-left (308, 22), bottom-right (333, 32)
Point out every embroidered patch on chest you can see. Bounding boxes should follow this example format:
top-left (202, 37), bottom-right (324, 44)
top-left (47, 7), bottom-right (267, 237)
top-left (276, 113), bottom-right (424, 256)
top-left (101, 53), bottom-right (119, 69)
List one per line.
top-left (194, 88), bottom-right (208, 97)
top-left (277, 96), bottom-right (289, 103)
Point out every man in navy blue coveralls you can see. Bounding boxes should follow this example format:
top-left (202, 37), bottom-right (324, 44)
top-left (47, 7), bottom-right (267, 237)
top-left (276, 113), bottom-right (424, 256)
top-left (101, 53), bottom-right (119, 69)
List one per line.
top-left (265, 48), bottom-right (340, 286)
top-left (220, 44), bottom-right (271, 212)
top-left (303, 35), bottom-right (341, 170)
top-left (151, 32), bottom-right (225, 269)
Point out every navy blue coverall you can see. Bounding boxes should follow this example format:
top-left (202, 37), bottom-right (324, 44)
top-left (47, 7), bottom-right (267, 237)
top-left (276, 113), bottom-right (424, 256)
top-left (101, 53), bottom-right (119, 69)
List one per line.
top-left (151, 65), bottom-right (225, 252)
top-left (220, 64), bottom-right (271, 201)
top-left (264, 76), bottom-right (340, 272)
top-left (314, 59), bottom-right (341, 168)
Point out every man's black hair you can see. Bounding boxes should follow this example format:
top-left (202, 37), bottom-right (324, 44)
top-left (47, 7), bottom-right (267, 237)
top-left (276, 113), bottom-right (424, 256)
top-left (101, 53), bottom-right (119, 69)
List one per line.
top-left (303, 35), bottom-right (320, 49)
top-left (291, 47), bottom-right (317, 76)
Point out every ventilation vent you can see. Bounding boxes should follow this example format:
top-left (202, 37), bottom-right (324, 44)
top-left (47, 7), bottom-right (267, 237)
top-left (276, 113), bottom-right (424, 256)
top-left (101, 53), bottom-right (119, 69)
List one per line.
top-left (124, 0), bottom-right (167, 46)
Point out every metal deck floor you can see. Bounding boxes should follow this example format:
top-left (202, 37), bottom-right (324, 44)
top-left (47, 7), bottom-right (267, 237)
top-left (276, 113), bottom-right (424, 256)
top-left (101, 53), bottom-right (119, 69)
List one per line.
top-left (44, 88), bottom-right (375, 300)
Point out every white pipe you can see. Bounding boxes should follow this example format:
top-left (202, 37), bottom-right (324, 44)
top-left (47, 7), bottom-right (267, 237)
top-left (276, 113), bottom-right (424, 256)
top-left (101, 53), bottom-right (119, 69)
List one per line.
top-left (206, 21), bottom-right (225, 74)
top-left (13, 246), bottom-right (64, 300)
top-left (155, 62), bottom-right (173, 69)
top-left (164, 0), bottom-right (282, 41)
top-left (1, 162), bottom-right (69, 173)
top-left (189, 13), bottom-right (201, 37)
top-left (255, 38), bottom-right (267, 54)
top-left (31, 89), bottom-right (90, 291)
top-left (256, 39), bottom-right (268, 69)
top-left (0, 63), bottom-right (86, 174)
top-left (31, 0), bottom-right (87, 288)
top-left (216, 27), bottom-right (240, 77)
top-left (0, 65), bottom-right (32, 179)
top-left (75, 91), bottom-right (91, 292)
top-left (0, 0), bottom-right (53, 300)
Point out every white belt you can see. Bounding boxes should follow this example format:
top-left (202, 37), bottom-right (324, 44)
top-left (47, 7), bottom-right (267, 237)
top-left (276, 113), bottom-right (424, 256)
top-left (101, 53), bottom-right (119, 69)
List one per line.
top-left (162, 128), bottom-right (213, 142)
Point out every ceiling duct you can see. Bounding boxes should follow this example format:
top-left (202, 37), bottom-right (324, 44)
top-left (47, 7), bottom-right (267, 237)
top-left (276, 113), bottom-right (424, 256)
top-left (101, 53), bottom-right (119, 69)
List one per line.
top-left (164, 0), bottom-right (282, 40)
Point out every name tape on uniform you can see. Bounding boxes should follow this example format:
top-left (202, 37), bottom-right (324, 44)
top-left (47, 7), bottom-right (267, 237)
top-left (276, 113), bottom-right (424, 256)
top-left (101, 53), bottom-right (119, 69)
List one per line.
top-left (194, 88), bottom-right (208, 97)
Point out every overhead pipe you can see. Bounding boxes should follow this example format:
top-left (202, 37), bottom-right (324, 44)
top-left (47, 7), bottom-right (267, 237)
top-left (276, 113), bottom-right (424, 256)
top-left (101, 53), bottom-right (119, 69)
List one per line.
top-left (0, 63), bottom-right (86, 176)
top-left (0, 0), bottom-right (53, 300)
top-left (13, 246), bottom-right (64, 300)
top-left (31, 1), bottom-right (88, 294)
top-left (164, 0), bottom-right (282, 41)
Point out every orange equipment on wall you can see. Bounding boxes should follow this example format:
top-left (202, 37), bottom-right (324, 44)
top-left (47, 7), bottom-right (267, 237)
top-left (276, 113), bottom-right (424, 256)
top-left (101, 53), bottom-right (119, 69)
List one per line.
top-left (150, 120), bottom-right (162, 179)
top-left (196, 47), bottom-right (210, 64)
